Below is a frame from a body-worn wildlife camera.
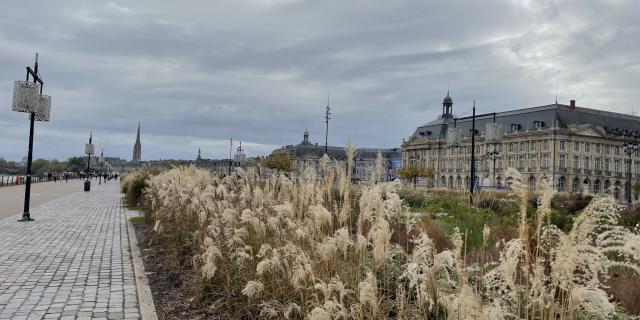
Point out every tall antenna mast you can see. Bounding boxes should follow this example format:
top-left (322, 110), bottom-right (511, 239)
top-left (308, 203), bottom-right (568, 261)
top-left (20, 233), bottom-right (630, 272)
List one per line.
top-left (325, 91), bottom-right (331, 155)
top-left (555, 79), bottom-right (558, 104)
top-left (229, 136), bottom-right (233, 175)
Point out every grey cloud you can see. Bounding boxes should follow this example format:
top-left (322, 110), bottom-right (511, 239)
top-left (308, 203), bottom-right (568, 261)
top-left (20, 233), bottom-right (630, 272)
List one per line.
top-left (1, 0), bottom-right (639, 162)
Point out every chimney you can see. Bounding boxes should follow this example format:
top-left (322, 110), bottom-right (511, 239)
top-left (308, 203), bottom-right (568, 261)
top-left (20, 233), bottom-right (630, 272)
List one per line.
top-left (570, 100), bottom-right (576, 108)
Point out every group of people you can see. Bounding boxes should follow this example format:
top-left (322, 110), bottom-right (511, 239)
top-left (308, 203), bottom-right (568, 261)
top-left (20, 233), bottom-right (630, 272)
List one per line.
top-left (44, 172), bottom-right (119, 183)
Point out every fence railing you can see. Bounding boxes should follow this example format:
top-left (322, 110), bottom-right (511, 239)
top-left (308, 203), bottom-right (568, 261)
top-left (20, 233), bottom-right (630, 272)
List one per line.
top-left (0, 175), bottom-right (48, 187)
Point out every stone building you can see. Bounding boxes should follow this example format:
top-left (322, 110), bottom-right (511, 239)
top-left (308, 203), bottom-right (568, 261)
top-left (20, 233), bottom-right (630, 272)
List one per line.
top-left (402, 93), bottom-right (640, 202)
top-left (272, 129), bottom-right (402, 181)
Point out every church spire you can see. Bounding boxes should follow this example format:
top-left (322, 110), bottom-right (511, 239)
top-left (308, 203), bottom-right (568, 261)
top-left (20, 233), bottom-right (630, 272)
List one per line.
top-left (132, 122), bottom-right (142, 162)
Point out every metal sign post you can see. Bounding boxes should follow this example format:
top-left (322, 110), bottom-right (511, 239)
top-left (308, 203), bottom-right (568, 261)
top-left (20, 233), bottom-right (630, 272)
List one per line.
top-left (11, 53), bottom-right (52, 222)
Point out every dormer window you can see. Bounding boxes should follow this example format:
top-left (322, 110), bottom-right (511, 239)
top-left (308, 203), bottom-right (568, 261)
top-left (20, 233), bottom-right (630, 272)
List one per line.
top-left (510, 123), bottom-right (521, 131)
top-left (533, 121), bottom-right (545, 129)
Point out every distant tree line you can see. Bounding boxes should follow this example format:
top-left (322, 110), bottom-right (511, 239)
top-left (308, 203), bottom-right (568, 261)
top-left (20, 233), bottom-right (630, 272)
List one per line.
top-left (0, 156), bottom-right (88, 176)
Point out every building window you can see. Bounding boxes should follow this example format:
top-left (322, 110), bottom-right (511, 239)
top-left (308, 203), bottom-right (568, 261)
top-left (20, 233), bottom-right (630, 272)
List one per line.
top-left (595, 158), bottom-right (601, 171)
top-left (528, 176), bottom-right (536, 190)
top-left (594, 179), bottom-right (601, 193)
top-left (559, 140), bottom-right (566, 151)
top-left (585, 143), bottom-right (590, 153)
top-left (614, 181), bottom-right (621, 199)
top-left (529, 155), bottom-right (537, 171)
top-left (606, 145), bottom-right (611, 155)
top-left (530, 141), bottom-right (537, 151)
top-left (559, 154), bottom-right (566, 168)
top-left (605, 180), bottom-right (611, 194)
top-left (635, 161), bottom-right (640, 175)
top-left (542, 154), bottom-right (550, 169)
top-left (543, 140), bottom-right (549, 150)
top-left (511, 124), bottom-right (521, 131)
top-left (508, 156), bottom-right (515, 168)
top-left (615, 146), bottom-right (621, 156)
top-left (605, 158), bottom-right (610, 172)
top-left (625, 182), bottom-right (631, 202)
top-left (558, 176), bottom-right (566, 191)
top-left (625, 159), bottom-right (631, 174)
top-left (615, 159), bottom-right (621, 173)
top-left (572, 177), bottom-right (580, 193)
top-left (584, 157), bottom-right (590, 171)
top-left (573, 155), bottom-right (579, 169)
top-left (574, 141), bottom-right (580, 152)
top-left (508, 143), bottom-right (514, 153)
top-left (596, 144), bottom-right (601, 154)
top-left (519, 142), bottom-right (525, 152)
top-left (519, 155), bottom-right (525, 170)
top-left (533, 121), bottom-right (544, 129)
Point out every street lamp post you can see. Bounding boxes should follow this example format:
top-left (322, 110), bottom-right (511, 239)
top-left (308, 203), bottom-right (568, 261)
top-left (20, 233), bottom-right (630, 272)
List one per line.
top-left (99, 149), bottom-right (104, 185)
top-left (325, 93), bottom-right (331, 155)
top-left (12, 53), bottom-right (52, 222)
top-left (84, 133), bottom-right (94, 192)
top-left (622, 141), bottom-right (638, 205)
top-left (487, 146), bottom-right (501, 188)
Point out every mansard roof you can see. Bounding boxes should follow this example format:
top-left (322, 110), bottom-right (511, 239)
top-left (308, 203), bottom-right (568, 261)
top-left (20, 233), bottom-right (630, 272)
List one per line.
top-left (410, 103), bottom-right (640, 141)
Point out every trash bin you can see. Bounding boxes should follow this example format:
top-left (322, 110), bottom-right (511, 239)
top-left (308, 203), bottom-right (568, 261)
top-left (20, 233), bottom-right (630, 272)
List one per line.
top-left (84, 180), bottom-right (91, 192)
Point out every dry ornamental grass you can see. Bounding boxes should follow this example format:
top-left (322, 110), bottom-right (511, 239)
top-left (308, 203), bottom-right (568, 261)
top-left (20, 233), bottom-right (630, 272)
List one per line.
top-left (137, 145), bottom-right (640, 319)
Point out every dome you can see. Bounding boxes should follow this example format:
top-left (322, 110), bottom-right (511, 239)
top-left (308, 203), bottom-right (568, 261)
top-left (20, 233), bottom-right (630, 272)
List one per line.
top-left (443, 91), bottom-right (452, 104)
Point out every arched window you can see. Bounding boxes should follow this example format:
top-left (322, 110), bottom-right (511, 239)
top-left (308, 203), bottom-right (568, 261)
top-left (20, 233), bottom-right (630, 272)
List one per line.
top-left (506, 177), bottom-right (513, 187)
top-left (448, 176), bottom-right (454, 189)
top-left (572, 177), bottom-right (580, 193)
top-left (625, 181), bottom-right (631, 202)
top-left (440, 176), bottom-right (446, 187)
top-left (456, 176), bottom-right (462, 189)
top-left (558, 176), bottom-right (566, 191)
top-left (528, 176), bottom-right (536, 191)
top-left (594, 179), bottom-right (601, 193)
top-left (614, 181), bottom-right (621, 199)
top-left (604, 180), bottom-right (611, 194)
top-left (465, 176), bottom-right (470, 189)
top-left (496, 177), bottom-right (503, 188)
top-left (583, 179), bottom-right (590, 194)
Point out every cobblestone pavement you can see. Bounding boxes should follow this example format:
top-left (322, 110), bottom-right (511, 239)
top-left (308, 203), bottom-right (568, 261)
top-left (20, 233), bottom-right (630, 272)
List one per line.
top-left (0, 183), bottom-right (141, 320)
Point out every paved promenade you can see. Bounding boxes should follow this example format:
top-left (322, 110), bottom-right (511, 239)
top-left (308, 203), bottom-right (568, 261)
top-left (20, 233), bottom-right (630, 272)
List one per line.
top-left (0, 182), bottom-right (142, 320)
top-left (0, 180), bottom-right (86, 220)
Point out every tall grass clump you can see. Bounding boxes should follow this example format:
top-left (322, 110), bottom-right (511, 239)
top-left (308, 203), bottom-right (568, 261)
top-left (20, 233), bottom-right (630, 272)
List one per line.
top-left (144, 149), bottom-right (640, 319)
top-left (121, 169), bottom-right (156, 208)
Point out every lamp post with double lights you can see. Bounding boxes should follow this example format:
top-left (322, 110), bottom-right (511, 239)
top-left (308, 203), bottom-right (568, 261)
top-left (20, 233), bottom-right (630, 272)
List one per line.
top-left (622, 140), bottom-right (638, 205)
top-left (11, 53), bottom-right (52, 222)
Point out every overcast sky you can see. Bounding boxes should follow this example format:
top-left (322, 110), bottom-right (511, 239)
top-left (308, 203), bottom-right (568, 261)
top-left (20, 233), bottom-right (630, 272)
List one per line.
top-left (1, 0), bottom-right (638, 162)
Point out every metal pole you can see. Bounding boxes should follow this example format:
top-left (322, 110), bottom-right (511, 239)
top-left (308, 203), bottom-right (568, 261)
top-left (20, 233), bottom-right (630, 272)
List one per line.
top-left (86, 134), bottom-right (92, 181)
top-left (20, 54), bottom-right (39, 221)
top-left (628, 152), bottom-right (632, 205)
top-left (470, 100), bottom-right (476, 205)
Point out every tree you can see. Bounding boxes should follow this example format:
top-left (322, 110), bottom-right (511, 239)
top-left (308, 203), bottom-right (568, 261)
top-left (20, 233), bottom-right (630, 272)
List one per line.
top-left (32, 159), bottom-right (50, 176)
top-left (398, 163), bottom-right (434, 187)
top-left (65, 157), bottom-right (86, 173)
top-left (263, 153), bottom-right (294, 173)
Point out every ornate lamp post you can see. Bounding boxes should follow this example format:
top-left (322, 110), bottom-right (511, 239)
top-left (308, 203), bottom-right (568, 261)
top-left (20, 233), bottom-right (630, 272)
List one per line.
top-left (84, 133), bottom-right (94, 192)
top-left (622, 140), bottom-right (638, 205)
top-left (12, 53), bottom-right (52, 222)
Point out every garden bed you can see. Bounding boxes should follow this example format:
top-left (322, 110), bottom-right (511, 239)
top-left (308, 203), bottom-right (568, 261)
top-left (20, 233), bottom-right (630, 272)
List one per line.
top-left (133, 221), bottom-right (220, 320)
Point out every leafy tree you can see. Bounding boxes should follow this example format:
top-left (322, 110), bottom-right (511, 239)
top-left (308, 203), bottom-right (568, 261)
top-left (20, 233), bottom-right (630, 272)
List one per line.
top-left (65, 157), bottom-right (86, 173)
top-left (398, 163), bottom-right (434, 187)
top-left (263, 153), bottom-right (294, 173)
top-left (32, 158), bottom-right (50, 176)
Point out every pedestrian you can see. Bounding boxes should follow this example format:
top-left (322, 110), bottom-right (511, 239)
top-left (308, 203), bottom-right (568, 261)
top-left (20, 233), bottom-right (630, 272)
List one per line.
top-left (65, 173), bottom-right (69, 183)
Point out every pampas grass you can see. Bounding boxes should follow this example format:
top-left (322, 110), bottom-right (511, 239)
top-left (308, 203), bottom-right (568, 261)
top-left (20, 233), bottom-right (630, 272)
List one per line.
top-left (142, 147), bottom-right (640, 319)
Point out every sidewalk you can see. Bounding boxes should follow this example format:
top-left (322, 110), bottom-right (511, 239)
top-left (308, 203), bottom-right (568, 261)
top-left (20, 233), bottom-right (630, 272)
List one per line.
top-left (0, 182), bottom-right (145, 320)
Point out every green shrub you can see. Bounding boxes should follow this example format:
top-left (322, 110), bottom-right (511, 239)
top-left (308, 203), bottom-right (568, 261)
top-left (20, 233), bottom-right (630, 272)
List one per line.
top-left (551, 192), bottom-right (592, 215)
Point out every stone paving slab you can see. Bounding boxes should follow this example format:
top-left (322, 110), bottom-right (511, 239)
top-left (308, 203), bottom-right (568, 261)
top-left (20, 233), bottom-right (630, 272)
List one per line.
top-left (0, 182), bottom-right (141, 320)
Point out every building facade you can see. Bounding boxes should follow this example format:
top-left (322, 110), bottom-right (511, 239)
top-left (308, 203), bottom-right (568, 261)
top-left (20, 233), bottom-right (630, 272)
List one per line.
top-left (402, 94), bottom-right (640, 202)
top-left (272, 129), bottom-right (402, 181)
